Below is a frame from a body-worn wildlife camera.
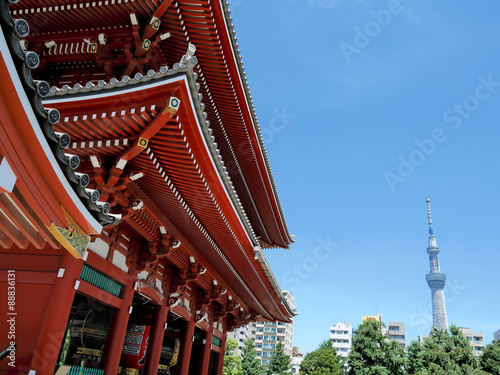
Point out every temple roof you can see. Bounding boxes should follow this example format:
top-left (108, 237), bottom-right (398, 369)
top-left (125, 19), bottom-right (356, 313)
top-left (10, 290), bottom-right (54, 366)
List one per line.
top-left (2, 0), bottom-right (296, 321)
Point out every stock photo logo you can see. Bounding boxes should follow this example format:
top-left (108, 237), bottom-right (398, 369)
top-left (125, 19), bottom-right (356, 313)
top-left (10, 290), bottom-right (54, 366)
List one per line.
top-left (281, 236), bottom-right (340, 292)
top-left (384, 74), bottom-right (500, 192)
top-left (260, 106), bottom-right (296, 144)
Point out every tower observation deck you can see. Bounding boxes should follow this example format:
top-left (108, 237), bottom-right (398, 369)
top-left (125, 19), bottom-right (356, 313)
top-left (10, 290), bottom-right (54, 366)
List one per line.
top-left (425, 198), bottom-right (449, 330)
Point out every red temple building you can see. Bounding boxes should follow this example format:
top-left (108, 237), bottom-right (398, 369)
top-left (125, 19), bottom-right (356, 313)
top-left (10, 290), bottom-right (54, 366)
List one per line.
top-left (0, 0), bottom-right (296, 374)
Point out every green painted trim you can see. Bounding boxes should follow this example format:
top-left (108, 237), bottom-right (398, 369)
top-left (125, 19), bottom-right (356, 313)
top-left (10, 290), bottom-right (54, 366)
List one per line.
top-left (80, 264), bottom-right (122, 298)
top-left (212, 336), bottom-right (221, 347)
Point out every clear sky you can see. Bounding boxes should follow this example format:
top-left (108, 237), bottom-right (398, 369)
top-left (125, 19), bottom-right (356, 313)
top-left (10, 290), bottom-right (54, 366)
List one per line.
top-left (230, 0), bottom-right (500, 354)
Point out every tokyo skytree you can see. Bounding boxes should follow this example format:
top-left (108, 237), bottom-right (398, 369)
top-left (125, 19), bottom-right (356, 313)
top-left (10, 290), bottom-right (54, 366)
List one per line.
top-left (425, 197), bottom-right (449, 330)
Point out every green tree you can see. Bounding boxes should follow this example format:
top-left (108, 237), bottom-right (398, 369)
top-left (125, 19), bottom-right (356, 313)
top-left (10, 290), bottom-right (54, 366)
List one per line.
top-left (406, 325), bottom-right (486, 375)
top-left (300, 340), bottom-right (343, 375)
top-left (223, 338), bottom-right (242, 375)
top-left (347, 320), bottom-right (406, 375)
top-left (241, 338), bottom-right (264, 375)
top-left (268, 340), bottom-right (291, 375)
top-left (480, 339), bottom-right (500, 374)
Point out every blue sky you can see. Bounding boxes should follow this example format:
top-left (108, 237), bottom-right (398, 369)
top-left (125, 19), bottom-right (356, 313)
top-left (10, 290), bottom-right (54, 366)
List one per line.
top-left (230, 1), bottom-right (500, 353)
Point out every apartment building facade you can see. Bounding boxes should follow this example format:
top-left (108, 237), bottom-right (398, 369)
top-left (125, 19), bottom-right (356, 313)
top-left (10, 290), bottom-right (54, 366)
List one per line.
top-left (459, 328), bottom-right (485, 357)
top-left (330, 321), bottom-right (353, 358)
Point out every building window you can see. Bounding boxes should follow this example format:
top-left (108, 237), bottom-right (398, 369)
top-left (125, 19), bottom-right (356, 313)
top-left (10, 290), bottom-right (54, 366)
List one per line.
top-left (389, 335), bottom-right (405, 340)
top-left (389, 326), bottom-right (400, 331)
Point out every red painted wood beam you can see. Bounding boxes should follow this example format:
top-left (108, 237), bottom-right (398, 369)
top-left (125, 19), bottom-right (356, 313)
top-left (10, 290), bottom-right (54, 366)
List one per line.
top-left (143, 302), bottom-right (169, 374)
top-left (103, 249), bottom-right (138, 374)
top-left (106, 97), bottom-right (180, 186)
top-left (215, 335), bottom-right (227, 375)
top-left (0, 194), bottom-right (45, 248)
top-left (30, 252), bottom-right (82, 375)
top-left (197, 313), bottom-right (213, 375)
top-left (76, 279), bottom-right (122, 309)
top-left (177, 318), bottom-right (196, 375)
top-left (143, 0), bottom-right (174, 41)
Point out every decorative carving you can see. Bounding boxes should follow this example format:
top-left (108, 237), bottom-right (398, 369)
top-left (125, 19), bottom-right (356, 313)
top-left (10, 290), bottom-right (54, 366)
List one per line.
top-left (47, 205), bottom-right (90, 259)
top-left (162, 96), bottom-right (180, 117)
top-left (131, 199), bottom-right (144, 211)
top-left (168, 294), bottom-right (181, 308)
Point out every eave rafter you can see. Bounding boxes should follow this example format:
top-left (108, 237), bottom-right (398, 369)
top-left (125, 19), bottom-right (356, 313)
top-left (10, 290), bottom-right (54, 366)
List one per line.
top-left (33, 1), bottom-right (294, 320)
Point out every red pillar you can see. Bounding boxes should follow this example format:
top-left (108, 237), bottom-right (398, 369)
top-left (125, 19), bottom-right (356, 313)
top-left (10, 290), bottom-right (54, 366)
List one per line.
top-left (197, 325), bottom-right (213, 375)
top-left (103, 253), bottom-right (138, 375)
top-left (215, 334), bottom-right (227, 375)
top-left (143, 302), bottom-right (169, 374)
top-left (177, 318), bottom-right (195, 375)
top-left (30, 251), bottom-right (83, 375)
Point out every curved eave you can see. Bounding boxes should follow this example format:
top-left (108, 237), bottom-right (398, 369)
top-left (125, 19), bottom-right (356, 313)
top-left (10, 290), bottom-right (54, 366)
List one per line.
top-left (216, 0), bottom-right (294, 246)
top-left (44, 69), bottom-right (293, 321)
top-left (0, 25), bottom-right (102, 236)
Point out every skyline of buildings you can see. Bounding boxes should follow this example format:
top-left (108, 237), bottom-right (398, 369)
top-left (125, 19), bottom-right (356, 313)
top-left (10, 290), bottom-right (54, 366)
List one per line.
top-left (227, 291), bottom-right (296, 365)
top-left (227, 199), bottom-right (494, 360)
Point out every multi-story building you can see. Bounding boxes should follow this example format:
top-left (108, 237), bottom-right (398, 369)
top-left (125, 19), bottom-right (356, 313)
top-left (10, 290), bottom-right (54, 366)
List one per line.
top-left (385, 322), bottom-right (406, 347)
top-left (494, 329), bottom-right (500, 341)
top-left (459, 328), bottom-right (485, 357)
top-left (227, 323), bottom-right (257, 353)
top-left (291, 347), bottom-right (304, 375)
top-left (330, 321), bottom-right (353, 358)
top-left (362, 315), bottom-right (405, 347)
top-left (229, 291), bottom-right (295, 366)
top-left (418, 334), bottom-right (429, 343)
top-left (255, 291), bottom-right (295, 365)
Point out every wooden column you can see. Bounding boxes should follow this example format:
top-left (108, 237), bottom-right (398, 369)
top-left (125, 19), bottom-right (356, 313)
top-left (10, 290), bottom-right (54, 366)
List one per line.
top-left (177, 317), bottom-right (196, 375)
top-left (143, 301), bottom-right (169, 374)
top-left (197, 325), bottom-right (213, 375)
top-left (30, 251), bottom-right (83, 375)
top-left (103, 250), bottom-right (138, 375)
top-left (215, 334), bottom-right (227, 375)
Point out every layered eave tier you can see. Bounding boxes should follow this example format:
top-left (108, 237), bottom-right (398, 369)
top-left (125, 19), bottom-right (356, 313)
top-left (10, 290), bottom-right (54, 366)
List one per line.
top-left (0, 18), bottom-right (105, 250)
top-left (10, 0), bottom-right (294, 250)
top-left (44, 70), bottom-right (295, 321)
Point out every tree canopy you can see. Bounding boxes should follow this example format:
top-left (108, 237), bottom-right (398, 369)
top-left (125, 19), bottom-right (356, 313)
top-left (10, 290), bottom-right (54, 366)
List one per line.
top-left (223, 338), bottom-right (242, 375)
top-left (268, 340), bottom-right (291, 375)
top-left (406, 325), bottom-right (488, 375)
top-left (300, 339), bottom-right (344, 375)
top-left (347, 320), bottom-right (406, 375)
top-left (241, 338), bottom-right (265, 375)
top-left (479, 339), bottom-right (500, 374)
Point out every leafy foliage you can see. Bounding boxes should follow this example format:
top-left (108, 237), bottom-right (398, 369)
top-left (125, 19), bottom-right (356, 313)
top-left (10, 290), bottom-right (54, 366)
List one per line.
top-left (406, 325), bottom-right (486, 375)
top-left (300, 340), bottom-right (344, 375)
top-left (268, 340), bottom-right (291, 375)
top-left (347, 320), bottom-right (406, 375)
top-left (241, 338), bottom-right (265, 375)
top-left (223, 338), bottom-right (242, 375)
top-left (480, 339), bottom-right (500, 374)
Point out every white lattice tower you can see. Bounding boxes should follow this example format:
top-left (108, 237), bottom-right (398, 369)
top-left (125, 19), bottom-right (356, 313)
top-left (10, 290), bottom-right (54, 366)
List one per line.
top-left (425, 197), bottom-right (449, 330)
